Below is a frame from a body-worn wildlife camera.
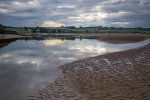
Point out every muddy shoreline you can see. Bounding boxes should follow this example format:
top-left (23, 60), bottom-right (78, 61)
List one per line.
top-left (28, 42), bottom-right (150, 100)
top-left (1, 33), bottom-right (150, 41)
top-left (0, 34), bottom-right (30, 40)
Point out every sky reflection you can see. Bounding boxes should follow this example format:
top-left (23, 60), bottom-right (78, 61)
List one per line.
top-left (42, 39), bottom-right (65, 46)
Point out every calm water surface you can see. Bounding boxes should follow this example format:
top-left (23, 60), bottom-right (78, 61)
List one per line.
top-left (0, 36), bottom-right (149, 100)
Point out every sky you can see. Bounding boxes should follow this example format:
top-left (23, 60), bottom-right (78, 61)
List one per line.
top-left (0, 0), bottom-right (150, 27)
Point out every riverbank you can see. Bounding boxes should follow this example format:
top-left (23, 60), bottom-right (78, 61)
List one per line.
top-left (28, 41), bottom-right (150, 100)
top-left (0, 33), bottom-right (150, 41)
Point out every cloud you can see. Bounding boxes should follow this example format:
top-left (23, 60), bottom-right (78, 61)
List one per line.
top-left (0, 8), bottom-right (13, 13)
top-left (111, 22), bottom-right (130, 27)
top-left (68, 11), bottom-right (107, 22)
top-left (0, 0), bottom-right (150, 27)
top-left (42, 21), bottom-right (65, 27)
top-left (111, 22), bottom-right (130, 25)
top-left (57, 5), bottom-right (76, 9)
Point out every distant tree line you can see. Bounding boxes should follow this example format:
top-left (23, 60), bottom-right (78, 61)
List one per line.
top-left (0, 24), bottom-right (17, 34)
top-left (29, 26), bottom-right (150, 34)
top-left (0, 24), bottom-right (150, 34)
top-left (30, 27), bottom-right (74, 33)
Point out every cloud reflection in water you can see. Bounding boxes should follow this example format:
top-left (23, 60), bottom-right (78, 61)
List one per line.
top-left (0, 38), bottom-right (149, 100)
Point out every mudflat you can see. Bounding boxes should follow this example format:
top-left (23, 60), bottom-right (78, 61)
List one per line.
top-left (28, 42), bottom-right (150, 100)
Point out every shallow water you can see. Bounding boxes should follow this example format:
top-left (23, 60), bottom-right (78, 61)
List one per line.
top-left (0, 37), bottom-right (149, 100)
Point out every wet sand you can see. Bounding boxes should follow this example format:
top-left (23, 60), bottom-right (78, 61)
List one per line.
top-left (28, 43), bottom-right (150, 100)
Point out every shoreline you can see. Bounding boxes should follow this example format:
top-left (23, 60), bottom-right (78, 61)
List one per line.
top-left (0, 34), bottom-right (30, 40)
top-left (0, 33), bottom-right (150, 41)
top-left (28, 42), bottom-right (150, 100)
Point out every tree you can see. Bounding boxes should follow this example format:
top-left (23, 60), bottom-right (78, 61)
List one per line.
top-left (24, 27), bottom-right (28, 30)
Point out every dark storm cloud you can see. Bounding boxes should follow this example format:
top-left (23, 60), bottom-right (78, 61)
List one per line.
top-left (0, 0), bottom-right (150, 27)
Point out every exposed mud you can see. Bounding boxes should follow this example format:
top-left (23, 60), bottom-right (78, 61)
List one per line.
top-left (28, 44), bottom-right (150, 100)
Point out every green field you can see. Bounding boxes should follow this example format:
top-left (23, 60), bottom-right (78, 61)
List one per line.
top-left (7, 28), bottom-right (32, 35)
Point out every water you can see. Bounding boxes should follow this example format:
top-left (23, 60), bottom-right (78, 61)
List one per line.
top-left (0, 36), bottom-right (149, 100)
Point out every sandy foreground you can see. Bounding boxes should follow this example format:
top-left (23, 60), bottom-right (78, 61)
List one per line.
top-left (27, 42), bottom-right (150, 100)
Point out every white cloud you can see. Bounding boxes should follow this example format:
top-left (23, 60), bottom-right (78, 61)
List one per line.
top-left (57, 5), bottom-right (76, 9)
top-left (68, 11), bottom-right (130, 23)
top-left (111, 22), bottom-right (130, 25)
top-left (0, 8), bottom-right (13, 13)
top-left (68, 12), bottom-right (107, 22)
top-left (42, 21), bottom-right (65, 27)
top-left (11, 0), bottom-right (40, 10)
top-left (108, 11), bottom-right (130, 17)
